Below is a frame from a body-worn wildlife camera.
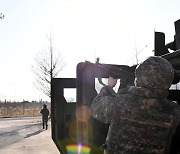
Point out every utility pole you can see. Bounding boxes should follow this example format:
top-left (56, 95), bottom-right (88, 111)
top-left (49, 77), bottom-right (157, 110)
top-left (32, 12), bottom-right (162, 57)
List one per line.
top-left (135, 45), bottom-right (147, 64)
top-left (125, 45), bottom-right (147, 65)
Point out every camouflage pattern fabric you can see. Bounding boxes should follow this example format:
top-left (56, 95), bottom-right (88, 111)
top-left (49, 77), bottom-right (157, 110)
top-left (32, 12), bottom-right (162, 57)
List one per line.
top-left (90, 56), bottom-right (180, 154)
top-left (135, 56), bottom-right (174, 89)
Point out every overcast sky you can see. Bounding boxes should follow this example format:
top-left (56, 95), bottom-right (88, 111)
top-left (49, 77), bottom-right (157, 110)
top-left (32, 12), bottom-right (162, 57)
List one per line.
top-left (0, 0), bottom-right (179, 102)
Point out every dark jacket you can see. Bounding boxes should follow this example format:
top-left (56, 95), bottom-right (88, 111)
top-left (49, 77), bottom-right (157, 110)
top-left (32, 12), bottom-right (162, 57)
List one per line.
top-left (40, 107), bottom-right (49, 121)
top-left (90, 56), bottom-right (180, 154)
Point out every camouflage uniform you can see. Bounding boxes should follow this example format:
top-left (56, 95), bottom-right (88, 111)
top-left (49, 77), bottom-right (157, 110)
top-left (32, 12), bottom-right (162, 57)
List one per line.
top-left (90, 56), bottom-right (180, 154)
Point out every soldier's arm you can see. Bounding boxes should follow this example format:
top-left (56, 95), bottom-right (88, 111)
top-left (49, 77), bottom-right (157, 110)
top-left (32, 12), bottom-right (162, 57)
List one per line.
top-left (90, 85), bottom-right (116, 124)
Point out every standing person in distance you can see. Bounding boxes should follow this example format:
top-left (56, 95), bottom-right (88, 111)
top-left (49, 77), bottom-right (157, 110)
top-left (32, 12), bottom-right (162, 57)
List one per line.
top-left (40, 104), bottom-right (50, 130)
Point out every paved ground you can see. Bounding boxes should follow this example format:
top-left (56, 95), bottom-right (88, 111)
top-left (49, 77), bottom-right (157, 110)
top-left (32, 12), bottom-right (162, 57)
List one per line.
top-left (0, 117), bottom-right (60, 154)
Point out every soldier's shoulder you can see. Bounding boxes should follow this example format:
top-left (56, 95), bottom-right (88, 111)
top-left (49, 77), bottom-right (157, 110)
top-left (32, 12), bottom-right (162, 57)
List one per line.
top-left (116, 92), bottom-right (135, 100)
top-left (163, 100), bottom-right (180, 116)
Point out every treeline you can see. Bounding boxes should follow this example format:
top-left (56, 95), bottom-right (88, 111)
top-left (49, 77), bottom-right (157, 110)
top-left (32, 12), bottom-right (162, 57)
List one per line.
top-left (0, 100), bottom-right (50, 118)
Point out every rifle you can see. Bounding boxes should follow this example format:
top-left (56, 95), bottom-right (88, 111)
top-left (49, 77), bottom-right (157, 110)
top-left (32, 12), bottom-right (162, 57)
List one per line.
top-left (85, 58), bottom-right (135, 89)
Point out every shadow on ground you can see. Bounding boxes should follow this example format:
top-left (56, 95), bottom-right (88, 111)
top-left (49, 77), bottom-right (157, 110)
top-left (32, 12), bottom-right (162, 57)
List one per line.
top-left (24, 128), bottom-right (44, 138)
top-left (0, 122), bottom-right (42, 149)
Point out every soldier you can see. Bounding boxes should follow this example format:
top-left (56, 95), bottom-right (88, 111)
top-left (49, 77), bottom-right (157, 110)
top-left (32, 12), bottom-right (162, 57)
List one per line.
top-left (40, 104), bottom-right (50, 130)
top-left (90, 56), bottom-right (180, 154)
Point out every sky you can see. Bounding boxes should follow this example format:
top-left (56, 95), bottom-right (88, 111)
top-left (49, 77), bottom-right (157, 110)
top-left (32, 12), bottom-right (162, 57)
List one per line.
top-left (0, 0), bottom-right (180, 102)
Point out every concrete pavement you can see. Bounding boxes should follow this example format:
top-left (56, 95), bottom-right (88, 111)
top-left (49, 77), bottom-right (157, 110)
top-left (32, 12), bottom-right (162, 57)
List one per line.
top-left (0, 118), bottom-right (60, 154)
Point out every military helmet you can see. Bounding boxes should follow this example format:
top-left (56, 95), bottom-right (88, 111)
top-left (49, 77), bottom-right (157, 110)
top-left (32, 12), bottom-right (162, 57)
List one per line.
top-left (135, 56), bottom-right (174, 89)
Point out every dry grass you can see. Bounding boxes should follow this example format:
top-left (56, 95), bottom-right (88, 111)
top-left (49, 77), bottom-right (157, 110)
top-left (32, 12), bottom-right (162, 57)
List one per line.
top-left (0, 107), bottom-right (41, 118)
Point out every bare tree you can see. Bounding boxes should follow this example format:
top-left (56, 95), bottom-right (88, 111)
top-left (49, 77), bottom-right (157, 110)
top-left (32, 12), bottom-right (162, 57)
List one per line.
top-left (32, 34), bottom-right (65, 98)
